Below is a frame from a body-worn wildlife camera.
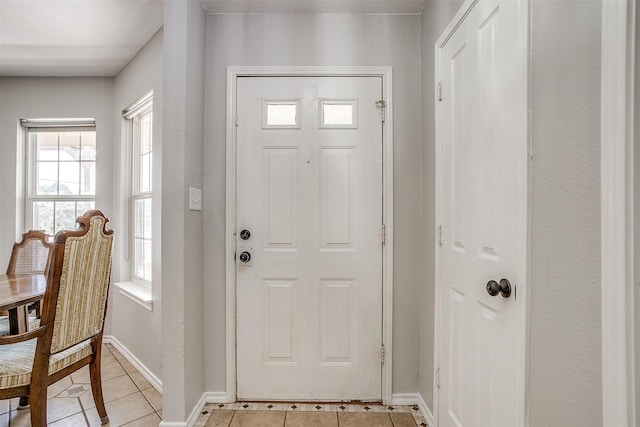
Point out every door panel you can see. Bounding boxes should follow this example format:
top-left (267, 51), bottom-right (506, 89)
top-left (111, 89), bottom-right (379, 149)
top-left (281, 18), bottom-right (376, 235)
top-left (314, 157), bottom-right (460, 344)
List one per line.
top-left (438, 0), bottom-right (525, 426)
top-left (236, 76), bottom-right (383, 401)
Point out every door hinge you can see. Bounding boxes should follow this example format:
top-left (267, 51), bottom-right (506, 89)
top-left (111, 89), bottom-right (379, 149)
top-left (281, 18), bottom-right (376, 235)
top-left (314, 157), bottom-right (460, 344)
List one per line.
top-left (376, 100), bottom-right (386, 122)
top-left (382, 223), bottom-right (386, 245)
top-left (381, 344), bottom-right (385, 365)
top-left (234, 114), bottom-right (239, 127)
top-left (436, 367), bottom-right (441, 388)
top-left (437, 82), bottom-right (443, 102)
top-left (438, 224), bottom-right (443, 246)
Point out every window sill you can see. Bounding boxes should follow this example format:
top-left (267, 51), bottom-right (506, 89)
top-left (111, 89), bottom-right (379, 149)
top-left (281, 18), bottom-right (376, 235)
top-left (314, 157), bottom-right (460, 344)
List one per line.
top-left (113, 281), bottom-right (153, 311)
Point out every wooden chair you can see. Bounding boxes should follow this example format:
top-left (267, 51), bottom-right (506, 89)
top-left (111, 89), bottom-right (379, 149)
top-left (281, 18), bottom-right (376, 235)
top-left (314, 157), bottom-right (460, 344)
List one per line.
top-left (6, 230), bottom-right (52, 276)
top-left (1, 230), bottom-right (53, 336)
top-left (0, 211), bottom-right (114, 426)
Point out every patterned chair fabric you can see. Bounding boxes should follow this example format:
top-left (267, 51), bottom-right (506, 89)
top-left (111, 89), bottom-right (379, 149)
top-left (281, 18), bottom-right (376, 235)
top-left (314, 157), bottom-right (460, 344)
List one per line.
top-left (51, 215), bottom-right (113, 354)
top-left (0, 339), bottom-right (92, 389)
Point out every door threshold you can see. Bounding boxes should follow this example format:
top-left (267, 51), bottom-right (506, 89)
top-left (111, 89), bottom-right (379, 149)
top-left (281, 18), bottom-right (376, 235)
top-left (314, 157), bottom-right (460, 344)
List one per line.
top-left (197, 401), bottom-right (427, 427)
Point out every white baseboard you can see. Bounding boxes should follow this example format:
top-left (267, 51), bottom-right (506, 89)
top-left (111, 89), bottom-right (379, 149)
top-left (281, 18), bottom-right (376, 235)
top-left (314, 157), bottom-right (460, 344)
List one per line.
top-left (186, 392), bottom-right (208, 427)
top-left (158, 392), bottom-right (229, 427)
top-left (103, 335), bottom-right (162, 393)
top-left (391, 393), bottom-right (419, 406)
top-left (159, 392), bottom-right (207, 427)
top-left (417, 393), bottom-right (434, 426)
top-left (205, 391), bottom-right (229, 403)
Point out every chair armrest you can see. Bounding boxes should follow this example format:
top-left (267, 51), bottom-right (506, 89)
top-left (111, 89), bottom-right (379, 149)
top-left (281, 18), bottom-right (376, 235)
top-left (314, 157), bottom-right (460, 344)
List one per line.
top-left (0, 325), bottom-right (46, 345)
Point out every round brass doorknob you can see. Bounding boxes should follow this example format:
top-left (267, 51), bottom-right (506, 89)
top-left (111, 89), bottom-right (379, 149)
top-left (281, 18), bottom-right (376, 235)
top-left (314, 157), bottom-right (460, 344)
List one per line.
top-left (486, 278), bottom-right (511, 298)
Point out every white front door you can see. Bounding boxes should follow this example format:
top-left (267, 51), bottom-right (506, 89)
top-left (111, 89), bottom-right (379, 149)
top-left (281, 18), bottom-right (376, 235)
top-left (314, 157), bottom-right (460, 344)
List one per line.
top-left (236, 76), bottom-right (383, 401)
top-left (437, 0), bottom-right (527, 425)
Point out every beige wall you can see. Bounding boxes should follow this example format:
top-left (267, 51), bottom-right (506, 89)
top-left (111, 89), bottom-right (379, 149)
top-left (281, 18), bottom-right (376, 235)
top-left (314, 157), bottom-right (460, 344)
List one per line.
top-left (110, 28), bottom-right (163, 382)
top-left (529, 0), bottom-right (602, 424)
top-left (419, 0), bottom-right (464, 412)
top-left (203, 13), bottom-right (423, 394)
top-left (161, 0), bottom-right (207, 422)
top-left (0, 77), bottom-right (114, 274)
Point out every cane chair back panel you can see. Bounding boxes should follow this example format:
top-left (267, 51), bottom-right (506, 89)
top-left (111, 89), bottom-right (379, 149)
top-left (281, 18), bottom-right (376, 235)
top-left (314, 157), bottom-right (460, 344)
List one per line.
top-left (6, 231), bottom-right (51, 275)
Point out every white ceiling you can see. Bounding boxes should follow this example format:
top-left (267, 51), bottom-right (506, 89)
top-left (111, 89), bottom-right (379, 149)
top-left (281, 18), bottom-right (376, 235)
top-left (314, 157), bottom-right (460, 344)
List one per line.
top-left (0, 0), bottom-right (164, 77)
top-left (0, 0), bottom-right (424, 77)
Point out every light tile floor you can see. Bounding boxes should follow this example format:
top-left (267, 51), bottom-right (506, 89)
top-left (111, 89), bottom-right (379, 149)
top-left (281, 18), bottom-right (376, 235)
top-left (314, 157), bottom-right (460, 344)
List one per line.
top-left (1, 344), bottom-right (431, 427)
top-left (0, 343), bottom-right (162, 427)
top-left (197, 403), bottom-right (430, 427)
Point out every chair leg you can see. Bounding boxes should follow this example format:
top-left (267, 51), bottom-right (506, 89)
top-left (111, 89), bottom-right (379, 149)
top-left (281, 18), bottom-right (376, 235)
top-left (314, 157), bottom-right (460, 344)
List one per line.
top-left (29, 384), bottom-right (47, 426)
top-left (89, 357), bottom-right (109, 424)
top-left (17, 396), bottom-right (29, 408)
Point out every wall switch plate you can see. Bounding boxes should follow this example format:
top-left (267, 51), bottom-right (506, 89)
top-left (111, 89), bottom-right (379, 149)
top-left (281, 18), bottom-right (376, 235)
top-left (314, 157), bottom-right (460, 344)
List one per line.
top-left (189, 187), bottom-right (202, 211)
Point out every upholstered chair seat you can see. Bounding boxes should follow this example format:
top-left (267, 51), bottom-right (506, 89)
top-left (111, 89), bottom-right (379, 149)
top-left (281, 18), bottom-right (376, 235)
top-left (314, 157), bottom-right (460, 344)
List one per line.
top-left (0, 339), bottom-right (92, 389)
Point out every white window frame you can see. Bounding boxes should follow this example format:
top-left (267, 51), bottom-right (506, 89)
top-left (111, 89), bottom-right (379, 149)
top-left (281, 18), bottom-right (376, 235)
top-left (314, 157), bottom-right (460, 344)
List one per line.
top-left (22, 119), bottom-right (97, 236)
top-left (125, 94), bottom-right (154, 287)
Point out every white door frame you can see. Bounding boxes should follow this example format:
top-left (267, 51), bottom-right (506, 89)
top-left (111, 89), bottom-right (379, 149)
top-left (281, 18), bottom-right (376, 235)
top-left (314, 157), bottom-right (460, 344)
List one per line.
top-left (433, 0), bottom-right (529, 424)
top-left (225, 66), bottom-right (394, 404)
top-left (601, 1), bottom-right (637, 425)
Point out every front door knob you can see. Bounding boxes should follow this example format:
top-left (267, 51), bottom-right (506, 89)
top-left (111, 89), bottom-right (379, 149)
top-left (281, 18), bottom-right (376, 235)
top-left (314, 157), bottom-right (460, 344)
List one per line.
top-left (239, 251), bottom-right (251, 263)
top-left (486, 278), bottom-right (512, 298)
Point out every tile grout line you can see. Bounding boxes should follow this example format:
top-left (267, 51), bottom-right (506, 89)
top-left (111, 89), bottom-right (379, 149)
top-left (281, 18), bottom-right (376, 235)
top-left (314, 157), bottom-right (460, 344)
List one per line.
top-left (228, 409), bottom-right (238, 426)
top-left (112, 344), bottom-right (161, 418)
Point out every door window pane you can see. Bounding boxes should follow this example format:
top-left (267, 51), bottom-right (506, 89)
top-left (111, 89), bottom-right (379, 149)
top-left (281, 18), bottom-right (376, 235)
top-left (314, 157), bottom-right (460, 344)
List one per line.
top-left (323, 104), bottom-right (353, 125)
top-left (320, 99), bottom-right (358, 129)
top-left (262, 100), bottom-right (301, 129)
top-left (268, 104), bottom-right (297, 125)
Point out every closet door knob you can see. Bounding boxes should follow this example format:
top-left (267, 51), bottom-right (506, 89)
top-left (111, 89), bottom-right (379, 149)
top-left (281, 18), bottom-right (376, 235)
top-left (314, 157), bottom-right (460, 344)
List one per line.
top-left (486, 278), bottom-right (511, 298)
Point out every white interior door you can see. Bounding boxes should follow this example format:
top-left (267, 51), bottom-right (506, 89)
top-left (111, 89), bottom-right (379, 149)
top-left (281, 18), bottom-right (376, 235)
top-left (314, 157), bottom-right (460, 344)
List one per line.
top-left (437, 0), bottom-right (526, 425)
top-left (236, 76), bottom-right (383, 401)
